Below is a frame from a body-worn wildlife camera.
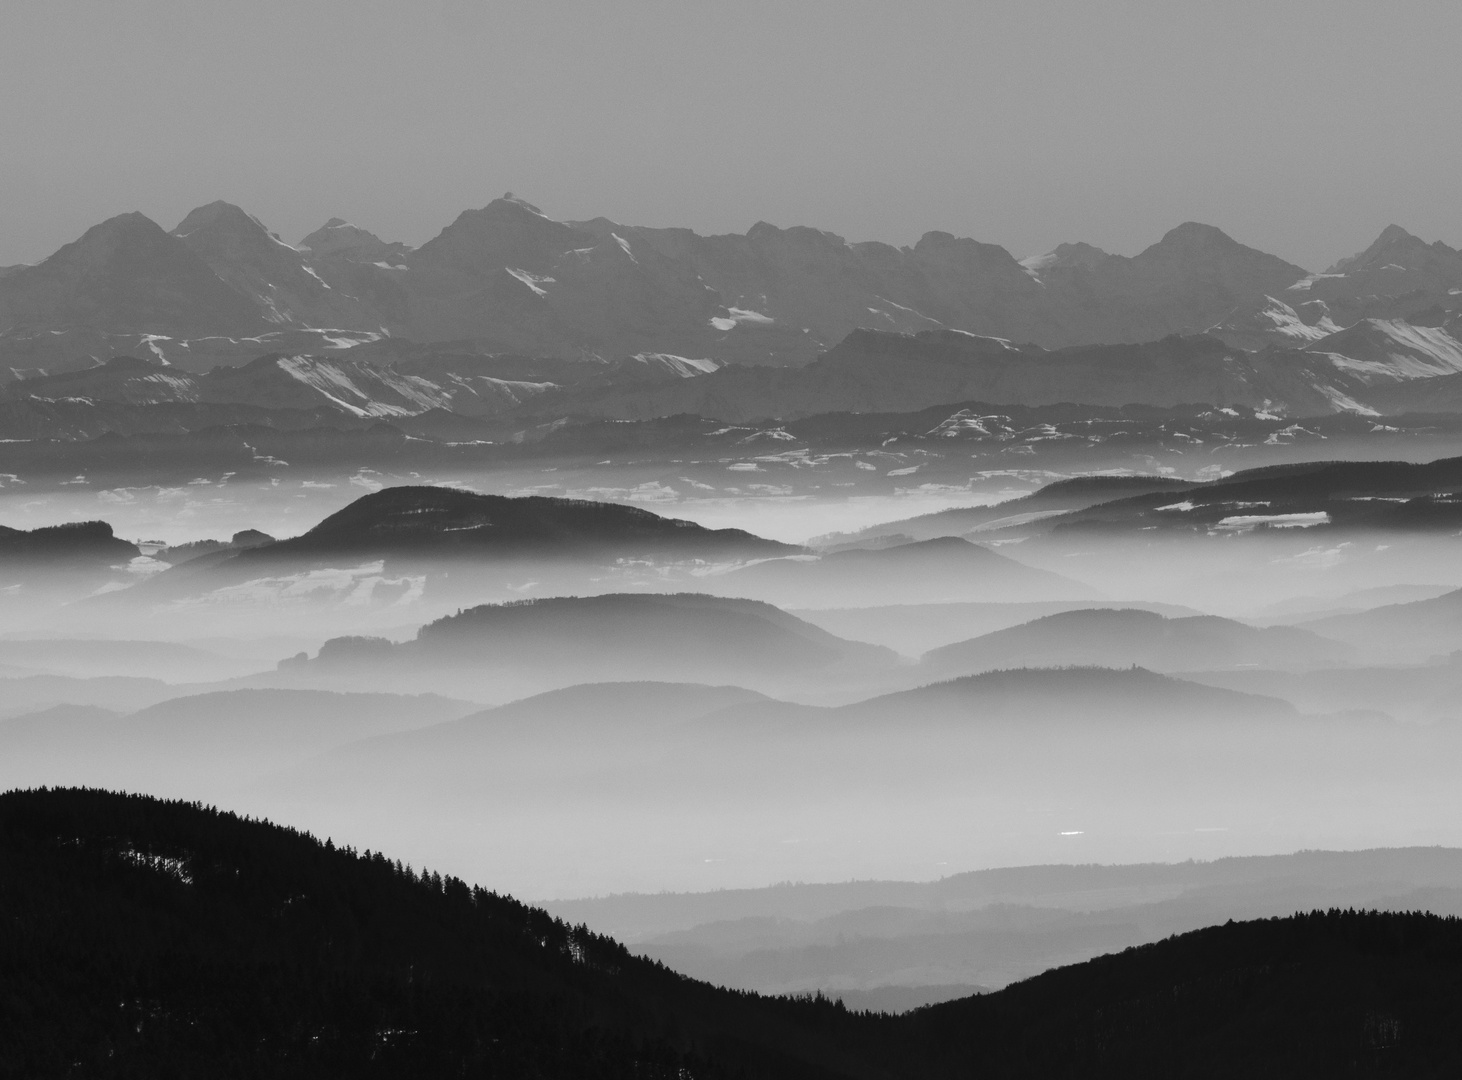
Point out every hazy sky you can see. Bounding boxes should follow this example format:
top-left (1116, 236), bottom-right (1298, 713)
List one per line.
top-left (3, 0), bottom-right (1459, 271)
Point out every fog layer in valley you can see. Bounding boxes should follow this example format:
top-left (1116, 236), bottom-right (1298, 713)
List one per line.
top-left (7, 444), bottom-right (1462, 1010)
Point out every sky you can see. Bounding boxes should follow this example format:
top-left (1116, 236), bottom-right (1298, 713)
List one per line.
top-left (2, 0), bottom-right (1459, 271)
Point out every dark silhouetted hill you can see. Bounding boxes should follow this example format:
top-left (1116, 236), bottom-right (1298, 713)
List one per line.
top-left (234, 485), bottom-right (795, 564)
top-left (6, 788), bottom-right (1462, 1077)
top-left (0, 520), bottom-right (138, 566)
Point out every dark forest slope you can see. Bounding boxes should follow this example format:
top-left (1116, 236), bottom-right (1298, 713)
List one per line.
top-left (6, 789), bottom-right (1462, 1077)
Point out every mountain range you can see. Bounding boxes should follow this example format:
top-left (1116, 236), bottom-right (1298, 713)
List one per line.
top-left (4, 197), bottom-right (1461, 424)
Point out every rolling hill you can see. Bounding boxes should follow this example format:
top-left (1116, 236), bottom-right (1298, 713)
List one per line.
top-left (923, 608), bottom-right (1353, 674)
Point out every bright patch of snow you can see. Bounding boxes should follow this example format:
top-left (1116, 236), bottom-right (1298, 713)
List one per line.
top-left (631, 352), bottom-right (720, 377)
top-left (1264, 424), bottom-right (1323, 445)
top-left (1315, 385), bottom-right (1380, 416)
top-left (611, 233), bottom-right (638, 264)
top-left (1286, 273), bottom-right (1345, 292)
top-left (137, 334), bottom-right (173, 362)
top-left (505, 267), bottom-right (555, 297)
top-left (947, 329), bottom-right (1019, 350)
top-left (1156, 500), bottom-right (1196, 512)
top-left (1215, 512), bottom-right (1330, 530)
top-left (874, 296), bottom-right (944, 324)
top-left (710, 317), bottom-right (737, 331)
top-left (311, 329), bottom-right (383, 350)
top-left (1254, 296), bottom-right (1341, 342)
top-left (1316, 321), bottom-right (1462, 382)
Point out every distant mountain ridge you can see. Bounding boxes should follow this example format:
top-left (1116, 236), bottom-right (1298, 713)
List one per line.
top-left (5, 197), bottom-right (1458, 390)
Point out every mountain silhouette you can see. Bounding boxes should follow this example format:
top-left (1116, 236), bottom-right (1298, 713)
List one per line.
top-left (236, 485), bottom-right (795, 565)
top-left (7, 787), bottom-right (1462, 1077)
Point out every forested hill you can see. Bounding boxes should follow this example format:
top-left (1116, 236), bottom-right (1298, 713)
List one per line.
top-left (0, 788), bottom-right (883, 1080)
top-left (5, 789), bottom-right (1462, 1078)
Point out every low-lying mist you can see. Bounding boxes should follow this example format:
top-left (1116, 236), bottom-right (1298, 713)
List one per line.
top-left (5, 453), bottom-right (1462, 929)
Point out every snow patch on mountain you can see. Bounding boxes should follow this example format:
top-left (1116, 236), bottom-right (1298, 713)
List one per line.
top-left (611, 233), bottom-right (638, 264)
top-left (630, 353), bottom-right (720, 378)
top-left (505, 268), bottom-right (555, 298)
top-left (1310, 320), bottom-right (1462, 383)
top-left (710, 308), bottom-right (774, 332)
top-left (1253, 296), bottom-right (1341, 342)
top-left (947, 329), bottom-right (1020, 350)
top-left (273, 355), bottom-right (452, 417)
top-left (1286, 273), bottom-right (1345, 292)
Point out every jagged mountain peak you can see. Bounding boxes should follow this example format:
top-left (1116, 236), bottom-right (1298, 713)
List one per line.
top-left (1132, 222), bottom-right (1310, 285)
top-left (0, 210), bottom-right (265, 336)
top-left (1376, 223), bottom-right (1422, 245)
top-left (744, 221), bottom-right (849, 248)
top-left (1327, 224), bottom-right (1455, 274)
top-left (50, 212), bottom-right (174, 260)
top-left (298, 218), bottom-right (407, 262)
top-left (172, 200), bottom-right (270, 239)
top-left (499, 192), bottom-right (546, 216)
top-left (1144, 221), bottom-right (1297, 264)
top-left (1159, 220), bottom-right (1236, 244)
top-left (414, 199), bottom-right (594, 277)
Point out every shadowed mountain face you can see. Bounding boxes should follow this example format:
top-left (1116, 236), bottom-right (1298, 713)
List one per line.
top-left (923, 608), bottom-right (1354, 675)
top-left (170, 201), bottom-right (377, 330)
top-left (8, 788), bottom-right (1462, 1078)
top-left (0, 212), bottom-right (266, 337)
